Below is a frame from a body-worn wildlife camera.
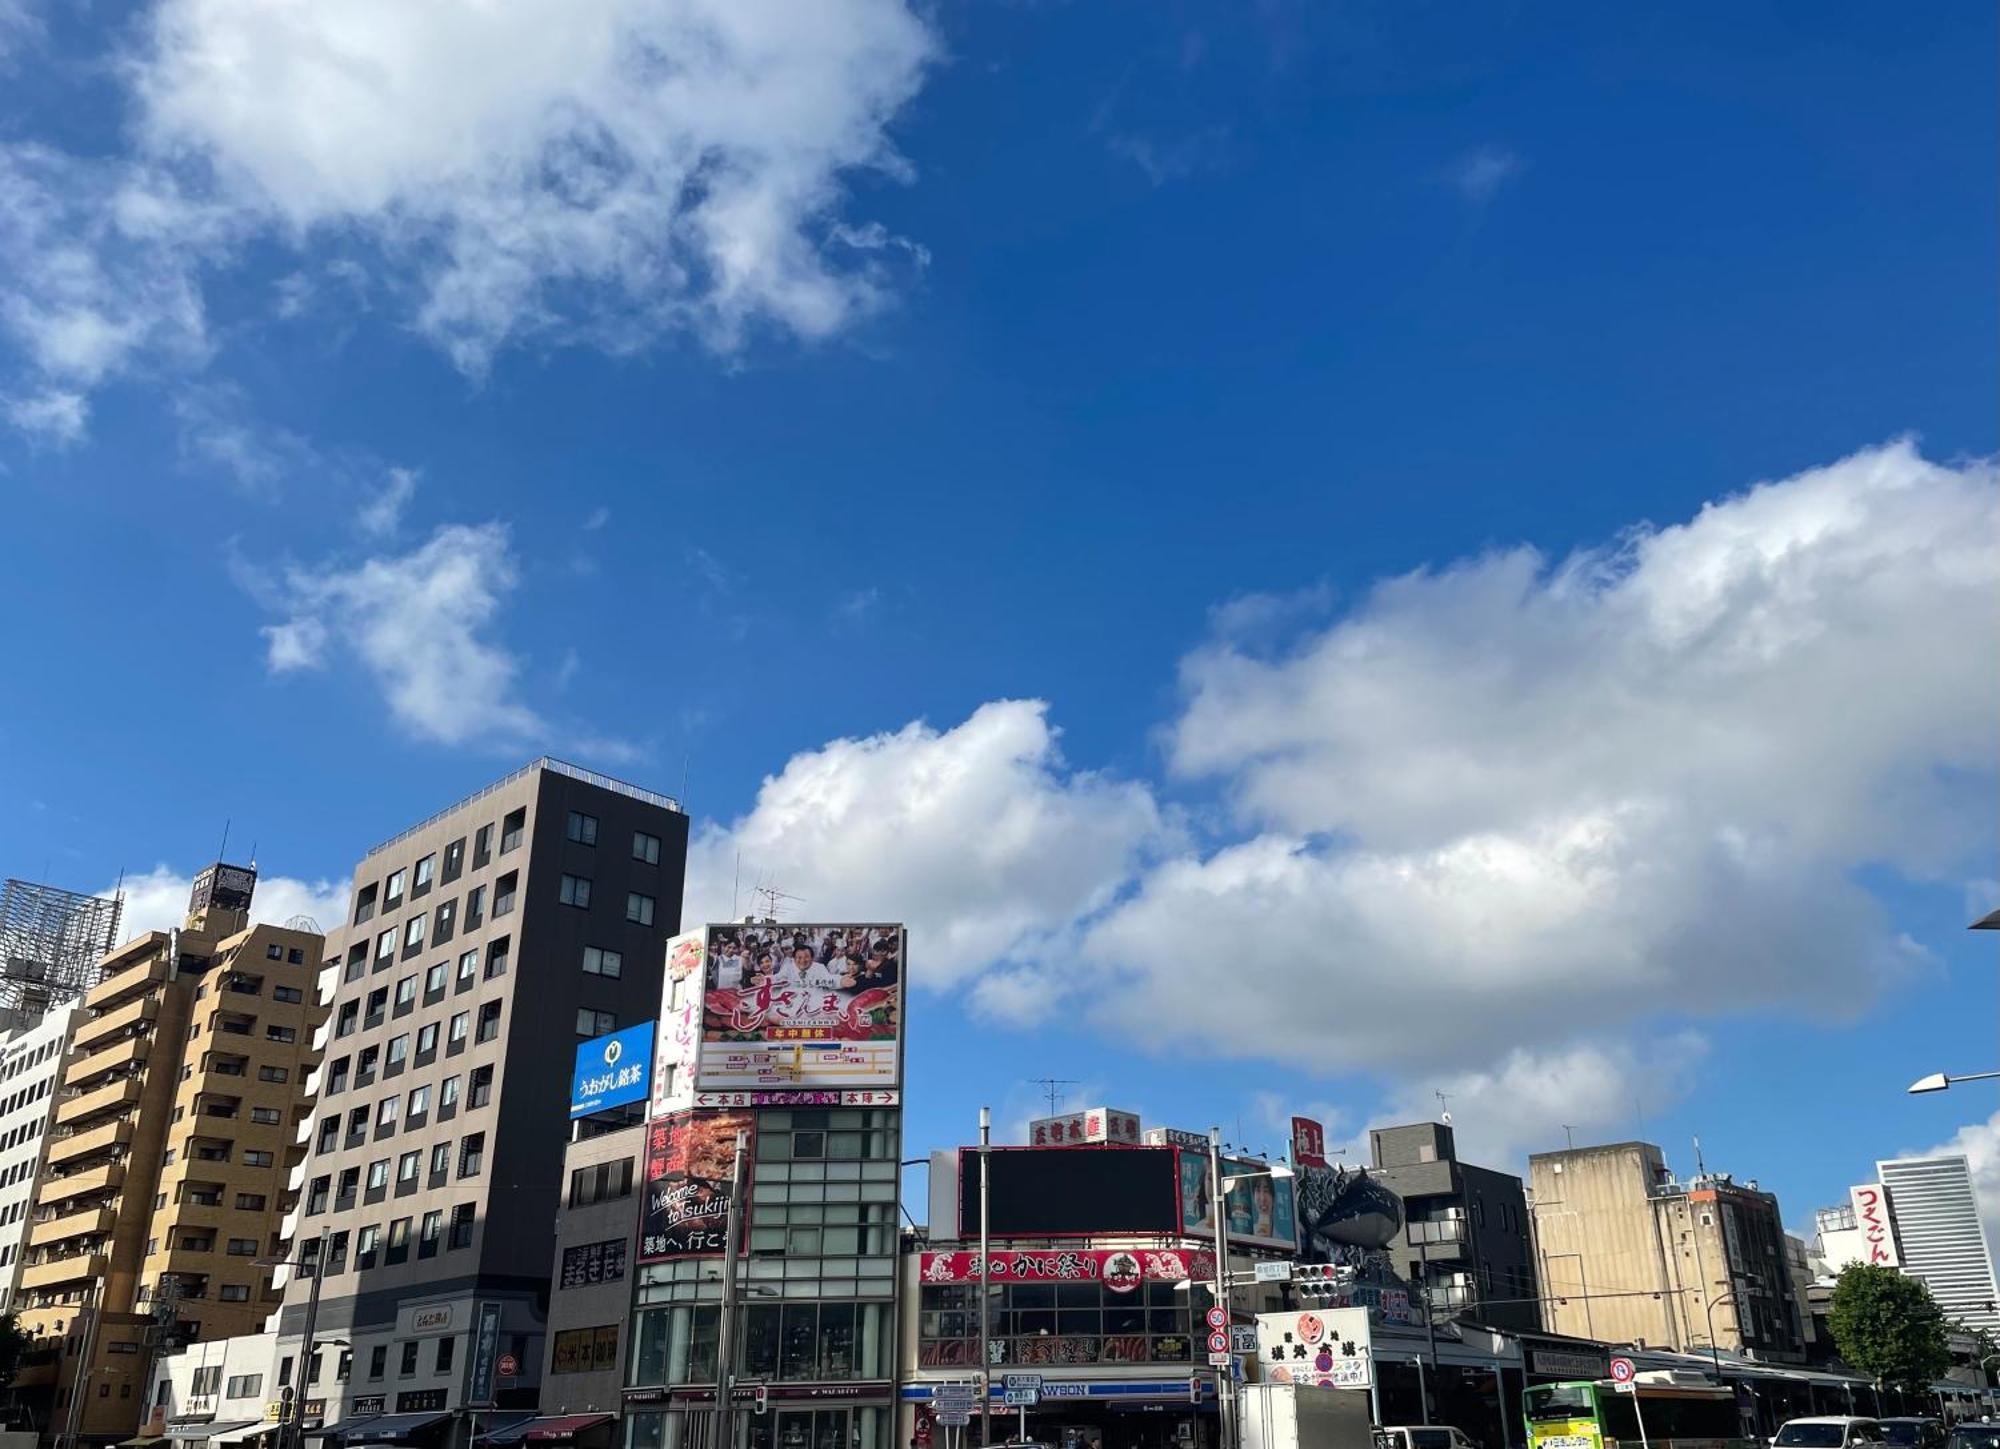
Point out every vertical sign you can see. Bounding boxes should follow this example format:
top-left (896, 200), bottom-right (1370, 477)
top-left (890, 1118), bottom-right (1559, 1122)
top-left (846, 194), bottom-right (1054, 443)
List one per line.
top-left (467, 1301), bottom-right (503, 1407)
top-left (638, 1110), bottom-right (753, 1261)
top-left (1849, 1183), bottom-right (1900, 1267)
top-left (1290, 1117), bottom-right (1328, 1169)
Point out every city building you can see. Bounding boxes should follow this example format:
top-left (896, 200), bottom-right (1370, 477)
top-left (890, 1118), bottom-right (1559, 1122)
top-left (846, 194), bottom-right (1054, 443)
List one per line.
top-left (1366, 1122), bottom-right (1539, 1331)
top-left (146, 1326), bottom-right (285, 1448)
top-left (1528, 1142), bottom-right (1806, 1363)
top-left (0, 1003), bottom-right (82, 1313)
top-left (1875, 1156), bottom-right (2000, 1335)
top-left (279, 758), bottom-right (688, 1445)
top-left (539, 1123), bottom-right (642, 1436)
top-left (13, 863), bottom-right (325, 1446)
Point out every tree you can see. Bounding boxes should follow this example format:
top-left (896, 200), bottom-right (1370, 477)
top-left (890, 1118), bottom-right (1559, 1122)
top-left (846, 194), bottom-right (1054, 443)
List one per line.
top-left (1826, 1264), bottom-right (1952, 1389)
top-left (0, 1311), bottom-right (26, 1389)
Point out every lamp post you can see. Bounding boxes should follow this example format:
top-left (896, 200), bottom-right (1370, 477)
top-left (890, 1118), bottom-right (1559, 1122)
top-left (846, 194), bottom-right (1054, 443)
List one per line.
top-left (1701, 1289), bottom-right (1740, 1381)
top-left (714, 1131), bottom-right (749, 1449)
top-left (1205, 1143), bottom-right (1294, 1449)
top-left (978, 1107), bottom-right (991, 1449)
top-left (257, 1228), bottom-right (330, 1449)
top-left (1907, 1070), bottom-right (2000, 1095)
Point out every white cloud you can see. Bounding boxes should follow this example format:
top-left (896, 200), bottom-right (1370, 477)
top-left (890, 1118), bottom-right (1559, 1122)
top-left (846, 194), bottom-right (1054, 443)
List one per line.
top-left (683, 700), bottom-right (1171, 986)
top-left (111, 864), bottom-right (348, 944)
top-left (357, 467), bottom-right (419, 536)
top-left (2, 388), bottom-right (87, 445)
top-left (1446, 145), bottom-right (1522, 205)
top-left (0, 0), bottom-right (939, 423)
top-left (259, 523), bottom-right (545, 747)
top-left (1372, 1036), bottom-right (1709, 1172)
top-left (1075, 441), bottom-right (1995, 1068)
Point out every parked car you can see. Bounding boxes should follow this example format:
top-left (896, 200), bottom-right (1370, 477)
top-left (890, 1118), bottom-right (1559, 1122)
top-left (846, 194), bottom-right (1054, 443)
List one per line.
top-left (1945, 1426), bottom-right (2000, 1449)
top-left (1879, 1420), bottom-right (1947, 1449)
top-left (1374, 1427), bottom-right (1482, 1449)
top-left (1775, 1418), bottom-right (1888, 1449)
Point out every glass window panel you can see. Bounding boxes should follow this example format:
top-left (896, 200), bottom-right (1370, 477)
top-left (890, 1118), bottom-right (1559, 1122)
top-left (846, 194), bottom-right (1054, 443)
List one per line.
top-left (750, 1229), bottom-right (786, 1252)
top-left (778, 1304), bottom-right (816, 1380)
top-left (821, 1227), bottom-right (860, 1254)
top-left (758, 1133), bottom-right (792, 1161)
top-left (1105, 1304), bottom-right (1146, 1334)
top-left (741, 1304), bottom-right (780, 1378)
top-left (824, 1163), bottom-right (861, 1181)
top-left (817, 1302), bottom-right (856, 1379)
top-left (827, 1133), bottom-right (864, 1159)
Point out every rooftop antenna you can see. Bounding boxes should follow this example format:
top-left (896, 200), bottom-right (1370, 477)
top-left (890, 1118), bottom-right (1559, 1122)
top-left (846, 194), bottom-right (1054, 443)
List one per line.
top-left (731, 852), bottom-right (741, 920)
top-left (1435, 1090), bottom-right (1453, 1126)
top-left (1693, 1134), bottom-right (1708, 1178)
top-left (1028, 1078), bottom-right (1077, 1117)
top-left (218, 818), bottom-right (231, 861)
top-left (1562, 1124), bottom-right (1578, 1151)
top-left (750, 882), bottom-right (802, 923)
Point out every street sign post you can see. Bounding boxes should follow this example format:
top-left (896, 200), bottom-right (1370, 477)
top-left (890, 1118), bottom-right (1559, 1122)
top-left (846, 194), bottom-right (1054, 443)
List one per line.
top-left (1609, 1358), bottom-right (1635, 1385)
top-left (1253, 1261), bottom-right (1294, 1283)
top-left (1207, 1350), bottom-right (1233, 1367)
top-left (1205, 1308), bottom-right (1229, 1330)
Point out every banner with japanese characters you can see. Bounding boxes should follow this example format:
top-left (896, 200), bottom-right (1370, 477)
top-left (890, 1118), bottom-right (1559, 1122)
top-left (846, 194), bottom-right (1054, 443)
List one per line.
top-left (637, 1109), bottom-right (752, 1261)
top-left (1256, 1308), bottom-right (1373, 1390)
top-left (918, 1247), bottom-right (1215, 1291)
top-left (698, 923), bottom-right (904, 1089)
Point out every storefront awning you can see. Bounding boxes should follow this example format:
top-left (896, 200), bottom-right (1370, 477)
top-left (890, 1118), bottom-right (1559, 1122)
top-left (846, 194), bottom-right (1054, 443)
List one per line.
top-left (471, 1415), bottom-right (543, 1445)
top-left (171, 1421), bottom-right (264, 1443)
top-left (309, 1416), bottom-right (381, 1443)
top-left (518, 1415), bottom-right (617, 1443)
top-left (214, 1424), bottom-right (280, 1446)
top-left (337, 1411), bottom-right (451, 1446)
top-left (119, 1436), bottom-right (168, 1447)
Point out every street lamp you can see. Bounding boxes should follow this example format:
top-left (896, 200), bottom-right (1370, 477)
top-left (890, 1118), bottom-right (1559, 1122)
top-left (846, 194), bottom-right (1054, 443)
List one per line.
top-left (1907, 1070), bottom-right (2000, 1094)
top-left (256, 1228), bottom-right (329, 1449)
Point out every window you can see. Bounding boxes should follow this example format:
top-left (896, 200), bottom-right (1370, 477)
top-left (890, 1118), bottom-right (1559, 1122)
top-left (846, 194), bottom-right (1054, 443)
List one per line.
top-left (435, 1336), bottom-right (455, 1373)
top-left (459, 1133), bottom-right (485, 1178)
top-left (501, 808), bottom-right (525, 853)
top-left (226, 1235), bottom-right (258, 1256)
top-left (376, 928), bottom-right (396, 963)
top-left (251, 1107), bottom-right (282, 1126)
top-left (408, 1084), bottom-right (431, 1118)
top-left (443, 838), bottom-right (465, 880)
top-left (403, 915), bottom-right (425, 951)
top-left (476, 1002), bottom-right (501, 1043)
top-left (258, 1065), bottom-right (289, 1083)
top-left (267, 942), bottom-right (284, 960)
top-left (474, 823), bottom-right (493, 865)
top-left (356, 1225), bottom-right (380, 1270)
top-left (566, 810), bottom-right (599, 845)
top-left (494, 871), bottom-right (518, 916)
top-left (414, 854), bottom-right (435, 890)
top-left (632, 831), bottom-right (661, 865)
top-left (274, 985), bottom-right (304, 1004)
top-left (369, 1346), bottom-right (387, 1379)
top-left (425, 961), bottom-right (447, 995)
top-left (236, 1192), bottom-right (267, 1211)
top-left (347, 1106), bottom-right (369, 1139)
top-left (440, 1075), bottom-right (461, 1110)
top-left (449, 1203), bottom-right (476, 1249)
top-left (385, 868), bottom-right (406, 905)
top-left (576, 1008), bottom-right (616, 1038)
top-left (386, 1035), bottom-right (409, 1068)
top-left (416, 1023), bottom-right (439, 1056)
top-left (357, 1045), bottom-right (380, 1081)
top-left (219, 1284), bottom-right (251, 1302)
top-left (568, 1159), bottom-right (636, 1207)
top-left (433, 899), bottom-right (455, 945)
top-left (582, 946), bottom-right (622, 978)
top-left (559, 874), bottom-right (592, 909)
top-left (449, 1012), bottom-right (469, 1047)
top-left (464, 885), bottom-right (485, 930)
top-left (387, 1217), bottom-right (411, 1265)
top-left (377, 1095), bottom-right (400, 1130)
top-left (485, 938), bottom-right (510, 979)
top-left (306, 1176), bottom-right (330, 1214)
top-left (430, 1142), bottom-right (451, 1178)
top-left (399, 1341), bottom-right (418, 1376)
top-left (225, 1374), bottom-right (262, 1400)
top-left (395, 975), bottom-right (417, 1009)
top-left (419, 1210), bottom-right (443, 1258)
top-left (335, 1002), bottom-right (358, 1037)
top-left (244, 1149), bottom-right (275, 1167)
top-left (366, 987), bottom-right (388, 1025)
top-left (457, 950), bottom-right (478, 989)
top-left (325, 1061), bottom-right (349, 1096)
top-left (266, 1025), bottom-right (297, 1043)
top-left (626, 892), bottom-right (655, 926)
top-left (367, 1160), bottom-right (390, 1191)
top-left (336, 1166), bottom-right (360, 1204)
top-left (398, 1151), bottom-right (420, 1185)
top-left (469, 1065), bottom-right (494, 1108)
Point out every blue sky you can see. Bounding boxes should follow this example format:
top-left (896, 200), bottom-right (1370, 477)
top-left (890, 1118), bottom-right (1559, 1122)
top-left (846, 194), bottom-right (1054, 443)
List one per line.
top-left (1, 1), bottom-right (1995, 1239)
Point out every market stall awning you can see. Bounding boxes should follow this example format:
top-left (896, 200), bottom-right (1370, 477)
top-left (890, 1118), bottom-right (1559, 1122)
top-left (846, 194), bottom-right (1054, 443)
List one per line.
top-left (171, 1421), bottom-right (264, 1443)
top-left (519, 1415), bottom-right (616, 1443)
top-left (215, 1424), bottom-right (280, 1447)
top-left (336, 1411), bottom-right (451, 1445)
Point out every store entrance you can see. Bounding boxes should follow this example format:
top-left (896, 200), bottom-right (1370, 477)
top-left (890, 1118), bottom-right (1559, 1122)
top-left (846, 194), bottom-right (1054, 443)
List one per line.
top-left (979, 1405), bottom-right (1207, 1449)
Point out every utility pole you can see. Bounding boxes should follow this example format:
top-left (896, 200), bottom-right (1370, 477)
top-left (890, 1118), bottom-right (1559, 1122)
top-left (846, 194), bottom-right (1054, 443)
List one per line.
top-left (288, 1229), bottom-right (329, 1449)
top-left (1209, 1128), bottom-right (1234, 1449)
top-left (715, 1131), bottom-right (749, 1449)
top-left (978, 1107), bottom-right (992, 1449)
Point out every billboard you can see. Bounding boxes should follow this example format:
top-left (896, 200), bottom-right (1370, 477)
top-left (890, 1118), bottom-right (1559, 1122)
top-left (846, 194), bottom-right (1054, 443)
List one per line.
top-left (699, 923), bottom-right (904, 1090)
top-left (1028, 1108), bottom-right (1141, 1146)
top-left (1178, 1151), bottom-right (1298, 1251)
top-left (920, 1247), bottom-right (1215, 1290)
top-left (570, 1021), bottom-right (654, 1119)
top-left (649, 931), bottom-right (707, 1118)
top-left (957, 1146), bottom-right (1181, 1238)
top-left (1256, 1308), bottom-right (1372, 1390)
top-left (1849, 1183), bottom-right (1899, 1267)
top-left (638, 1109), bottom-right (753, 1261)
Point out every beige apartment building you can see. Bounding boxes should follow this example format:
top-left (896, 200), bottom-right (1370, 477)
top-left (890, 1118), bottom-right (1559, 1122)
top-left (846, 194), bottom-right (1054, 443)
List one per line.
top-left (1528, 1141), bottom-right (1806, 1364)
top-left (13, 863), bottom-right (325, 1446)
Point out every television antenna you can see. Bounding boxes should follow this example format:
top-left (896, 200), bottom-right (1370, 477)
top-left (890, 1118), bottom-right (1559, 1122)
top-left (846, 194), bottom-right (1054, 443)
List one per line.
top-left (749, 882), bottom-right (803, 923)
top-left (1028, 1078), bottom-right (1077, 1117)
top-left (1435, 1090), bottom-right (1453, 1126)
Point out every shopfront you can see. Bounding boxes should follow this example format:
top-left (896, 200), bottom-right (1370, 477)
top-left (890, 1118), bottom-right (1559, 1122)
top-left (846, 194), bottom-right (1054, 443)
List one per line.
top-left (901, 1380), bottom-right (1217, 1449)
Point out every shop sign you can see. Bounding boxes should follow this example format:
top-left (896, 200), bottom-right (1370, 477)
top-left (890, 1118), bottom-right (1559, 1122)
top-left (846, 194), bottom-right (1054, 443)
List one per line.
top-left (1028, 1109), bottom-right (1141, 1146)
top-left (351, 1398), bottom-right (385, 1415)
top-left (571, 1021), bottom-right (653, 1119)
top-left (1531, 1349), bottom-right (1606, 1379)
top-left (1255, 1308), bottom-right (1373, 1391)
top-left (1144, 1127), bottom-right (1210, 1150)
top-left (1849, 1183), bottom-right (1899, 1267)
top-left (694, 1089), bottom-right (900, 1108)
top-left (1290, 1117), bottom-right (1328, 1168)
top-left (408, 1304), bottom-right (454, 1335)
top-left (919, 1248), bottom-right (1214, 1290)
top-left (396, 1391), bottom-right (447, 1413)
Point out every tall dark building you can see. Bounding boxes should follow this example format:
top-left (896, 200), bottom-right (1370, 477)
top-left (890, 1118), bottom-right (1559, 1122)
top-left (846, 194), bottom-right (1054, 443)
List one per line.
top-left (279, 759), bottom-right (689, 1438)
top-left (1368, 1122), bottom-right (1539, 1331)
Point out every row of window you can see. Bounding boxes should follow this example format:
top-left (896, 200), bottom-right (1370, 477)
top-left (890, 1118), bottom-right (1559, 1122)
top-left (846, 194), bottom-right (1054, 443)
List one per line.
top-left (1, 1076), bottom-right (51, 1119)
top-left (305, 1134), bottom-right (486, 1213)
top-left (318, 1066), bottom-right (493, 1149)
top-left (630, 1299), bottom-right (894, 1386)
top-left (558, 874), bottom-right (657, 925)
top-left (336, 942), bottom-right (511, 1036)
top-left (354, 807), bottom-right (526, 927)
top-left (327, 1001), bottom-right (503, 1091)
top-left (300, 1203), bottom-right (478, 1273)
top-left (1, 1038), bottom-right (60, 1081)
top-left (566, 809), bottom-right (665, 867)
top-left (0, 1111), bottom-right (48, 1154)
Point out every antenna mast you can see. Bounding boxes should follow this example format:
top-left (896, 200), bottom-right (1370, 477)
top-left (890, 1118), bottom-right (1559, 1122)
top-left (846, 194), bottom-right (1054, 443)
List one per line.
top-left (1028, 1078), bottom-right (1077, 1117)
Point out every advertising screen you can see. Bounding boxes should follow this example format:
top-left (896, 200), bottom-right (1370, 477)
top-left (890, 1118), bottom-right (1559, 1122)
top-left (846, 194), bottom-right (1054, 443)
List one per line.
top-left (637, 1109), bottom-right (754, 1261)
top-left (698, 923), bottom-right (904, 1090)
top-left (570, 1021), bottom-right (653, 1119)
top-left (956, 1146), bottom-right (1180, 1238)
top-left (1178, 1150), bottom-right (1299, 1251)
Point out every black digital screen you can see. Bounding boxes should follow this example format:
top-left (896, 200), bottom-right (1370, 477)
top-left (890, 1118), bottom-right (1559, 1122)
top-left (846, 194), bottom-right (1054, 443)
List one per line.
top-left (958, 1146), bottom-right (1180, 1237)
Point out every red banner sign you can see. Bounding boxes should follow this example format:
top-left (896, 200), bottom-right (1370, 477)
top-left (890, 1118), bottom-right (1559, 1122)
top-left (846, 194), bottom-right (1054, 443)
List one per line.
top-left (1291, 1116), bottom-right (1328, 1169)
top-left (919, 1248), bottom-right (1215, 1293)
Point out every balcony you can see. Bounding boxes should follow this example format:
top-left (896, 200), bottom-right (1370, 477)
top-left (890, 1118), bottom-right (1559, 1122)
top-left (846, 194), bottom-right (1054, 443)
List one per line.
top-left (84, 954), bottom-right (169, 1012)
top-left (1407, 1219), bottom-right (1467, 1247)
top-left (54, 1076), bottom-right (142, 1128)
top-left (18, 1251), bottom-right (107, 1292)
top-left (28, 1205), bottom-right (115, 1249)
top-left (73, 996), bottom-right (157, 1049)
top-left (67, 1033), bottom-right (148, 1081)
top-left (41, 1161), bottom-right (123, 1203)
top-left (45, 1117), bottom-right (132, 1168)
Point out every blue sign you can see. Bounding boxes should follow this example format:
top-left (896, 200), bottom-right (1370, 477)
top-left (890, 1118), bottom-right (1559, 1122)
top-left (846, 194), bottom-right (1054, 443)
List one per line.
top-left (570, 1021), bottom-right (654, 1118)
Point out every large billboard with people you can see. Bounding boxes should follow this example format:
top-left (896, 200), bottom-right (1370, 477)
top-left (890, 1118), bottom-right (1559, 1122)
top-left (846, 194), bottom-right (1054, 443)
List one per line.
top-left (697, 923), bottom-right (904, 1089)
top-left (1178, 1150), bottom-right (1299, 1251)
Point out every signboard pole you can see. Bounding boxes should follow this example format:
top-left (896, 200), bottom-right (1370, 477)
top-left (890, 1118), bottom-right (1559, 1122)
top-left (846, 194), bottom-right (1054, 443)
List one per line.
top-left (1209, 1128), bottom-right (1235, 1449)
top-left (715, 1130), bottom-right (749, 1449)
top-left (1630, 1386), bottom-right (1652, 1449)
top-left (978, 1107), bottom-right (992, 1449)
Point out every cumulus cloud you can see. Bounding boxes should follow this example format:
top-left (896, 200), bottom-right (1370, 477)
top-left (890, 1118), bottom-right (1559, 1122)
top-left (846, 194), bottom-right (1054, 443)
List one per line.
top-left (259, 523), bottom-right (544, 747)
top-left (3, 388), bottom-right (87, 445)
top-left (357, 467), bottom-right (419, 537)
top-left (1071, 441), bottom-right (1995, 1069)
top-left (0, 0), bottom-right (938, 426)
top-left (683, 700), bottom-right (1171, 985)
top-left (1905, 1112), bottom-right (2000, 1252)
top-left (111, 864), bottom-right (348, 944)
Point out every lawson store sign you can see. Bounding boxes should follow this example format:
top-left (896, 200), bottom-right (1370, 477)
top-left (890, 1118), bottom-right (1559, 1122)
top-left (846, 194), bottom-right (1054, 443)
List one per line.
top-left (571, 1021), bottom-right (654, 1119)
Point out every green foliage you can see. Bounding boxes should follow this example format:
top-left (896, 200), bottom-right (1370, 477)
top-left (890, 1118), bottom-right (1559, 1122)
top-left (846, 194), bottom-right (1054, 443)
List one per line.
top-left (1826, 1264), bottom-right (1952, 1388)
top-left (0, 1311), bottom-right (26, 1389)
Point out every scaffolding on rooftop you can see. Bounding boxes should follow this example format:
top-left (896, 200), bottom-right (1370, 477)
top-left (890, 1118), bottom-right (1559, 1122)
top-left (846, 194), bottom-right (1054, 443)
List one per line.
top-left (0, 878), bottom-right (123, 1023)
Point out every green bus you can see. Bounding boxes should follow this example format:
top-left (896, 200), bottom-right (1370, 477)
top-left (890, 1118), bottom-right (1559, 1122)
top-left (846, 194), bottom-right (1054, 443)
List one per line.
top-left (1524, 1379), bottom-right (1753, 1449)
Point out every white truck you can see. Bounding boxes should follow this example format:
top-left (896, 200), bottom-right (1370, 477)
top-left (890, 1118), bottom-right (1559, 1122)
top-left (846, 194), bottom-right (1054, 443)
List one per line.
top-left (1241, 1382), bottom-right (1378, 1449)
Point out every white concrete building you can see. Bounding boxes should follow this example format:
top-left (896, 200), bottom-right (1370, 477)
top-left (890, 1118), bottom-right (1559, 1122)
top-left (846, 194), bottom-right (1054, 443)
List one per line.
top-left (147, 1327), bottom-right (287, 1448)
top-left (1878, 1155), bottom-right (2000, 1335)
top-left (0, 1003), bottom-right (81, 1311)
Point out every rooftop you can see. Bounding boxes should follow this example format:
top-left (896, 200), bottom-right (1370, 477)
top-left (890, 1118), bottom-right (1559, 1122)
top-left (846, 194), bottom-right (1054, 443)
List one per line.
top-left (366, 756), bottom-right (683, 858)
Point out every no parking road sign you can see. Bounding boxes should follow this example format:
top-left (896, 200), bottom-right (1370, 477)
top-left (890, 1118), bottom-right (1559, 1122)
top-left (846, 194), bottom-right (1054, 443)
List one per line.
top-left (1610, 1357), bottom-right (1636, 1392)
